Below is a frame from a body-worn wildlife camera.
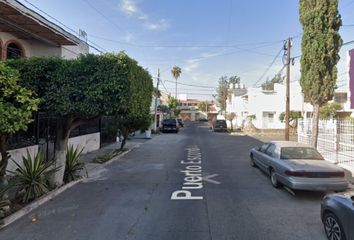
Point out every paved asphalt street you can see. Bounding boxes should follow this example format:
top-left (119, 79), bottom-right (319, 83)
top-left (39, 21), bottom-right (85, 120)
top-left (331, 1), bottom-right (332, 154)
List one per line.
top-left (0, 122), bottom-right (329, 240)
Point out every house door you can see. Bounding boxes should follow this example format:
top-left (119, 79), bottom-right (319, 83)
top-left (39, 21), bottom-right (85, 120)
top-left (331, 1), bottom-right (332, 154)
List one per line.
top-left (262, 112), bottom-right (275, 129)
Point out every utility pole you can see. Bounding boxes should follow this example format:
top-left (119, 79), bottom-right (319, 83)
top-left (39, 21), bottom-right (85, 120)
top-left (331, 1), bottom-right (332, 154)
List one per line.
top-left (153, 68), bottom-right (160, 132)
top-left (285, 38), bottom-right (292, 141)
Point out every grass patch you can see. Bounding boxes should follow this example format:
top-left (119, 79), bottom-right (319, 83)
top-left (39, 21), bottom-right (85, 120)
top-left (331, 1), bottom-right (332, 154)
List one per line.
top-left (93, 149), bottom-right (126, 164)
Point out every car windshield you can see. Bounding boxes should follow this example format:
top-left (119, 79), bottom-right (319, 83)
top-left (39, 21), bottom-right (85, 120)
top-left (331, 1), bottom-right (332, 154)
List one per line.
top-left (280, 147), bottom-right (324, 160)
top-left (163, 119), bottom-right (176, 125)
top-left (216, 120), bottom-right (226, 125)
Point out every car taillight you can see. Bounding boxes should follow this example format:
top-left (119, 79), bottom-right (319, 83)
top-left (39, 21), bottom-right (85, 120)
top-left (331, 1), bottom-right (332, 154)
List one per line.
top-left (328, 171), bottom-right (345, 177)
top-left (285, 170), bottom-right (307, 177)
top-left (285, 171), bottom-right (345, 178)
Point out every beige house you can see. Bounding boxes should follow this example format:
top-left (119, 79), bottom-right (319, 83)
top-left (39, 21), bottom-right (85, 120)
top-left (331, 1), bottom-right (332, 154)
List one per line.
top-left (0, 0), bottom-right (98, 170)
top-left (0, 0), bottom-right (88, 60)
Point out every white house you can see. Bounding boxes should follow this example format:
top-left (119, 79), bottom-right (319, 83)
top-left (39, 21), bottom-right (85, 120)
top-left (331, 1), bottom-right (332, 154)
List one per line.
top-left (226, 82), bottom-right (313, 129)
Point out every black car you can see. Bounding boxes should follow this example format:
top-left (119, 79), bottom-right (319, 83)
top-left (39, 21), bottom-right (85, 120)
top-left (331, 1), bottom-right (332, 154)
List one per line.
top-left (213, 120), bottom-right (227, 132)
top-left (161, 119), bottom-right (179, 133)
top-left (177, 118), bottom-right (184, 127)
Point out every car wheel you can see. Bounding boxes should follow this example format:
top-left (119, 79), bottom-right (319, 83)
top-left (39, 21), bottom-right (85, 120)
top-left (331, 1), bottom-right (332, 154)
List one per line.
top-left (270, 169), bottom-right (282, 188)
top-left (323, 212), bottom-right (346, 240)
top-left (250, 154), bottom-right (257, 167)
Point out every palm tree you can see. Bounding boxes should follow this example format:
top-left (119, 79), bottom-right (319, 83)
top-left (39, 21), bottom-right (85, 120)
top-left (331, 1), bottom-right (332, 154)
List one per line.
top-left (171, 66), bottom-right (182, 99)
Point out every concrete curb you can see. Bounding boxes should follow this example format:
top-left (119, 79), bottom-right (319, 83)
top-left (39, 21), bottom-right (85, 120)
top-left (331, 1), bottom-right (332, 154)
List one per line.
top-left (100, 147), bottom-right (133, 167)
top-left (0, 178), bottom-right (83, 230)
top-left (83, 144), bottom-right (140, 177)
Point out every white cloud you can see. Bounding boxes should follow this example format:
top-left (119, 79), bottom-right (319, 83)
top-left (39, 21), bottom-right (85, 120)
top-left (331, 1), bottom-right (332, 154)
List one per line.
top-left (120, 0), bottom-right (138, 15)
top-left (119, 0), bottom-right (170, 31)
top-left (144, 19), bottom-right (170, 31)
top-left (124, 32), bottom-right (135, 42)
top-left (185, 61), bottom-right (200, 73)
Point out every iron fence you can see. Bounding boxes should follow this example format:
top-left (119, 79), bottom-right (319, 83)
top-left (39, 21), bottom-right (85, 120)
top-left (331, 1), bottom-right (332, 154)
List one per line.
top-left (298, 119), bottom-right (354, 168)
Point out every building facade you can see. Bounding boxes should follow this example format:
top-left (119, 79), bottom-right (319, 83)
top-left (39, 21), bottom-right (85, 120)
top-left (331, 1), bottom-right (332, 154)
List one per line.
top-left (0, 0), bottom-right (96, 169)
top-left (226, 82), bottom-right (313, 129)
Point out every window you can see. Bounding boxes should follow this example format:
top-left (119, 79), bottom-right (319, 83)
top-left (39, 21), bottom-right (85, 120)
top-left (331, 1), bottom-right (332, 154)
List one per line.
top-left (268, 113), bottom-right (274, 123)
top-left (265, 144), bottom-right (276, 156)
top-left (6, 42), bottom-right (23, 59)
top-left (260, 143), bottom-right (270, 153)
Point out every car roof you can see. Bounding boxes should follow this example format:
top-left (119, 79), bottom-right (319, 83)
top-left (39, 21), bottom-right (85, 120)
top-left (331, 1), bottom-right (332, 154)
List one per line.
top-left (268, 141), bottom-right (312, 148)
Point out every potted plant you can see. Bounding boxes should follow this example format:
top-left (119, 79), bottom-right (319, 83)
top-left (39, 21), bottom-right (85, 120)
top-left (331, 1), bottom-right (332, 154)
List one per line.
top-left (143, 116), bottom-right (153, 139)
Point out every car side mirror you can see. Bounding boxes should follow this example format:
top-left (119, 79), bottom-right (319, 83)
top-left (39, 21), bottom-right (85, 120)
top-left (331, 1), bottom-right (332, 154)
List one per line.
top-left (256, 147), bottom-right (261, 151)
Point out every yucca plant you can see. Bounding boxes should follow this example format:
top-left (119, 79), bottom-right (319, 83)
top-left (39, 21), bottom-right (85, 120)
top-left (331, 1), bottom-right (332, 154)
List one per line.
top-left (8, 151), bottom-right (57, 203)
top-left (64, 145), bottom-right (85, 183)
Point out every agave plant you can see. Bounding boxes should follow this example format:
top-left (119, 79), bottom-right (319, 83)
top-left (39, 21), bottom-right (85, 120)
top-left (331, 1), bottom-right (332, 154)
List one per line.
top-left (8, 150), bottom-right (57, 203)
top-left (64, 145), bottom-right (85, 183)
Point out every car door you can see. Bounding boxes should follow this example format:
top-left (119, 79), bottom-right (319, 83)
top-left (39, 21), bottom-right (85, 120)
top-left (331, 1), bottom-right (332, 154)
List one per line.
top-left (254, 143), bottom-right (272, 172)
top-left (253, 143), bottom-right (269, 162)
top-left (262, 144), bottom-right (277, 172)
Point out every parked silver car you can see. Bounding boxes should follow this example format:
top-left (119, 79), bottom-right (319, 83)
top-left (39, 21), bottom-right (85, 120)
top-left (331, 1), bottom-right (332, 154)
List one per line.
top-left (321, 191), bottom-right (354, 240)
top-left (250, 141), bottom-right (348, 191)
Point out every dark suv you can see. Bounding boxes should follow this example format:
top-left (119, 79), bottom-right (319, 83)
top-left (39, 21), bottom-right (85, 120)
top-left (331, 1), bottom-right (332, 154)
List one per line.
top-left (213, 120), bottom-right (227, 132)
top-left (161, 119), bottom-right (179, 133)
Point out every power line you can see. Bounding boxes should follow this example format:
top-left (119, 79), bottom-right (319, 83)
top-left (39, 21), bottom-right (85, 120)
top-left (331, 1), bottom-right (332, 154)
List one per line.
top-left (87, 34), bottom-right (284, 49)
top-left (253, 46), bottom-right (284, 87)
top-left (81, 0), bottom-right (125, 34)
top-left (22, 0), bottom-right (107, 53)
top-left (162, 79), bottom-right (216, 89)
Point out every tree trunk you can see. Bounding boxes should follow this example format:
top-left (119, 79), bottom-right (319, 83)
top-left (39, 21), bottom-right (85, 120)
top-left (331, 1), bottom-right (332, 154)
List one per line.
top-left (120, 128), bottom-right (129, 150)
top-left (0, 135), bottom-right (10, 213)
top-left (311, 103), bottom-right (320, 148)
top-left (0, 135), bottom-right (9, 185)
top-left (52, 117), bottom-right (72, 187)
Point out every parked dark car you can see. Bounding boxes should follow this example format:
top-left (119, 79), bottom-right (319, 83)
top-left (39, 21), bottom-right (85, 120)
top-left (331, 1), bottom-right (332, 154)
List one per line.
top-left (212, 120), bottom-right (227, 132)
top-left (198, 117), bottom-right (208, 122)
top-left (177, 118), bottom-right (184, 127)
top-left (161, 119), bottom-right (179, 133)
top-left (321, 191), bottom-right (354, 240)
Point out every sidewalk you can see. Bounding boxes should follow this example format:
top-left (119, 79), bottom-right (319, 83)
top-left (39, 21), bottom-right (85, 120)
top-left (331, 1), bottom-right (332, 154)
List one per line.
top-left (80, 132), bottom-right (150, 177)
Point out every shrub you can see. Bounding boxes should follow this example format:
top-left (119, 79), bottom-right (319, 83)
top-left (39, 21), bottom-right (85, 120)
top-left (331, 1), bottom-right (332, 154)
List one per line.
top-left (64, 145), bottom-right (85, 183)
top-left (9, 151), bottom-right (57, 203)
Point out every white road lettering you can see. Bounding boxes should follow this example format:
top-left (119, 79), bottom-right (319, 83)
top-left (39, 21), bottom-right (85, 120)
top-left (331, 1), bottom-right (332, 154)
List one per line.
top-left (171, 145), bottom-right (204, 200)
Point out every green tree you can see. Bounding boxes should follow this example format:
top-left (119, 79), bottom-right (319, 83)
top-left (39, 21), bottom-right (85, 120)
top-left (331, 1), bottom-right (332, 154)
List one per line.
top-left (299, 0), bottom-right (342, 147)
top-left (198, 101), bottom-right (207, 112)
top-left (226, 112), bottom-right (236, 130)
top-left (319, 102), bottom-right (342, 119)
top-left (167, 96), bottom-right (178, 117)
top-left (229, 76), bottom-right (240, 89)
top-left (216, 76), bottom-right (229, 114)
top-left (0, 62), bottom-right (39, 194)
top-left (261, 74), bottom-right (282, 91)
top-left (171, 66), bottom-right (182, 98)
top-left (8, 53), bottom-right (146, 186)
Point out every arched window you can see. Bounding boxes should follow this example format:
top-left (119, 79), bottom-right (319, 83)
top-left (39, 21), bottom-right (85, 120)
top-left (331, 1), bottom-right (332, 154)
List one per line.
top-left (6, 42), bottom-right (24, 59)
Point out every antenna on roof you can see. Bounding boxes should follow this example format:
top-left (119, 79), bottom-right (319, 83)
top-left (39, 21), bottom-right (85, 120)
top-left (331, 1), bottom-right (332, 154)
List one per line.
top-left (79, 29), bottom-right (87, 42)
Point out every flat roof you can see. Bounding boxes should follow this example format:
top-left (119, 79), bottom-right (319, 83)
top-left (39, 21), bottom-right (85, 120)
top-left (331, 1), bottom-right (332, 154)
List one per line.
top-left (0, 0), bottom-right (82, 46)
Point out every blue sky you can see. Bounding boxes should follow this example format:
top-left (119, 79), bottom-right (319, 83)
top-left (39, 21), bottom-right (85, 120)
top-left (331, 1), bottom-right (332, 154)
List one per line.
top-left (20, 0), bottom-right (354, 100)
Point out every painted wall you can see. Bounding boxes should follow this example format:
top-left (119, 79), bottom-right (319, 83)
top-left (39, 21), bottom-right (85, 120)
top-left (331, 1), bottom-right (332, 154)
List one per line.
top-left (3, 133), bottom-right (100, 171)
top-left (67, 132), bottom-right (100, 154)
top-left (227, 82), bottom-right (313, 129)
top-left (0, 32), bottom-right (88, 60)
